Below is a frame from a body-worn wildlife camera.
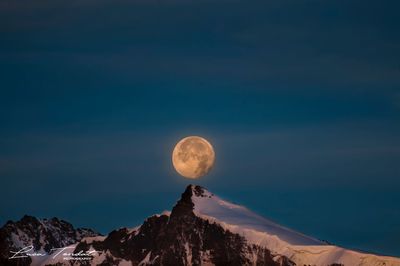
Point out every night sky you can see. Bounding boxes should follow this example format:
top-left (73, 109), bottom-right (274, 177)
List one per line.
top-left (1, 0), bottom-right (400, 257)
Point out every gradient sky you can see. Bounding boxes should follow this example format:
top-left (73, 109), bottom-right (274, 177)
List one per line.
top-left (1, 0), bottom-right (400, 257)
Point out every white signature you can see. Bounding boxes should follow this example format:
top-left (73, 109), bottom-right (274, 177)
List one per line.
top-left (9, 245), bottom-right (97, 260)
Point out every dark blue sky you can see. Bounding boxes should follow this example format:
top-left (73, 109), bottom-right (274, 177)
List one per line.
top-left (1, 0), bottom-right (400, 257)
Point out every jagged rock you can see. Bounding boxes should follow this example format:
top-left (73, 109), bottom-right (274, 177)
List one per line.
top-left (0, 215), bottom-right (99, 266)
top-left (66, 185), bottom-right (293, 266)
top-left (1, 185), bottom-right (399, 266)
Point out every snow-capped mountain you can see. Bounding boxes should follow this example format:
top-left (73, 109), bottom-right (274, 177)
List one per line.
top-left (1, 185), bottom-right (400, 266)
top-left (188, 186), bottom-right (400, 266)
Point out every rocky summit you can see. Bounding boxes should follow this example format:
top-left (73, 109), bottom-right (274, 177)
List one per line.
top-left (1, 185), bottom-right (399, 266)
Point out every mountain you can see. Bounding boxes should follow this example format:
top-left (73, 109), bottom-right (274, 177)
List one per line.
top-left (0, 215), bottom-right (100, 266)
top-left (1, 185), bottom-right (400, 266)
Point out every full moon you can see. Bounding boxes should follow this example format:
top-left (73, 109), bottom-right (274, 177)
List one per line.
top-left (172, 136), bottom-right (215, 179)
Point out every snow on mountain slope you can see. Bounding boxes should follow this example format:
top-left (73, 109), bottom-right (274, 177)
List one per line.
top-left (190, 185), bottom-right (400, 266)
top-left (2, 186), bottom-right (399, 266)
top-left (191, 186), bottom-right (322, 245)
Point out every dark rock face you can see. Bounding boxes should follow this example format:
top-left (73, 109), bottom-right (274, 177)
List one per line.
top-left (72, 185), bottom-right (295, 266)
top-left (0, 186), bottom-right (296, 265)
top-left (0, 215), bottom-right (99, 266)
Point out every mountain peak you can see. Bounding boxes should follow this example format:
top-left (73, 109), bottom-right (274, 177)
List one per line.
top-left (183, 184), bottom-right (214, 198)
top-left (177, 185), bottom-right (322, 246)
top-left (20, 214), bottom-right (40, 224)
top-left (2, 190), bottom-right (400, 266)
top-left (186, 185), bottom-right (325, 247)
top-left (169, 185), bottom-right (215, 221)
